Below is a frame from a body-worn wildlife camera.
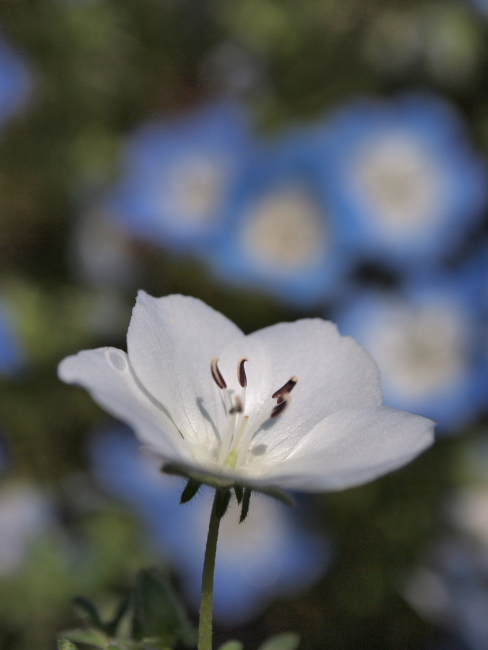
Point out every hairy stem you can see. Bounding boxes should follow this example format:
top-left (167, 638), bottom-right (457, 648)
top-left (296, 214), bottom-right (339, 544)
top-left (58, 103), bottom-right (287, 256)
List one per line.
top-left (198, 490), bottom-right (222, 650)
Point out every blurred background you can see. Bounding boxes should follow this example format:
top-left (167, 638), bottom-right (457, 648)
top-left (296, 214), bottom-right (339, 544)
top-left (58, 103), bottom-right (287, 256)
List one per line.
top-left (1, 0), bottom-right (488, 648)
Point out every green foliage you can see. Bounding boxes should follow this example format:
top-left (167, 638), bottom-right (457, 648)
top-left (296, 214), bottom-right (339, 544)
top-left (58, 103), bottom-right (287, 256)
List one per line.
top-left (131, 569), bottom-right (197, 647)
top-left (58, 640), bottom-right (79, 650)
top-left (62, 628), bottom-right (110, 649)
top-left (59, 568), bottom-right (196, 650)
top-left (257, 634), bottom-right (301, 650)
top-left (217, 642), bottom-right (244, 650)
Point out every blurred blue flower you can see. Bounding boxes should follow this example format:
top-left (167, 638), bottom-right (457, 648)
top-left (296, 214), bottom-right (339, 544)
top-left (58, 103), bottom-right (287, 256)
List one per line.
top-left (105, 103), bottom-right (253, 253)
top-left (0, 36), bottom-right (31, 127)
top-left (406, 538), bottom-right (488, 650)
top-left (0, 303), bottom-right (24, 376)
top-left (468, 0), bottom-right (488, 18)
top-left (334, 273), bottom-right (487, 431)
top-left (89, 426), bottom-right (329, 625)
top-left (208, 130), bottom-right (353, 306)
top-left (0, 445), bottom-right (54, 578)
top-left (0, 482), bottom-right (53, 576)
top-left (317, 93), bottom-right (487, 270)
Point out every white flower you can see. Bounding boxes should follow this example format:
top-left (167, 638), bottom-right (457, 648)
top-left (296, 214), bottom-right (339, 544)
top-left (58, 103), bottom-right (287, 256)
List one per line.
top-left (58, 292), bottom-right (435, 493)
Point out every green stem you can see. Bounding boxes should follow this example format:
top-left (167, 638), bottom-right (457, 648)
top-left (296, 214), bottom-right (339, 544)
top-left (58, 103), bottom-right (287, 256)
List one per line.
top-left (198, 490), bottom-right (222, 650)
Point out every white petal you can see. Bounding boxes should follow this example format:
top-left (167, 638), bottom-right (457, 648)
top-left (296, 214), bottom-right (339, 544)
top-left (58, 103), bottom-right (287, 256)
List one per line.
top-left (127, 292), bottom-right (244, 448)
top-left (218, 319), bottom-right (383, 457)
top-left (58, 347), bottom-right (191, 462)
top-left (255, 407), bottom-right (434, 491)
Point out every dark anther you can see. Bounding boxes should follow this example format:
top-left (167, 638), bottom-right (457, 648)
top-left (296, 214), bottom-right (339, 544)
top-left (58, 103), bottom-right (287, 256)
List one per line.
top-left (229, 396), bottom-right (243, 415)
top-left (211, 357), bottom-right (227, 389)
top-left (271, 395), bottom-right (289, 418)
top-left (272, 376), bottom-right (298, 403)
top-left (237, 357), bottom-right (248, 388)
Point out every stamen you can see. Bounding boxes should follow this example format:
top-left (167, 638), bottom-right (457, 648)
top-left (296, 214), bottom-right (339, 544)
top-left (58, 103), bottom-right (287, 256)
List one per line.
top-left (271, 395), bottom-right (290, 418)
top-left (229, 396), bottom-right (243, 415)
top-left (217, 395), bottom-right (241, 464)
top-left (213, 354), bottom-right (296, 471)
top-left (272, 376), bottom-right (298, 403)
top-left (237, 357), bottom-right (248, 388)
top-left (232, 415), bottom-right (249, 453)
top-left (211, 357), bottom-right (227, 389)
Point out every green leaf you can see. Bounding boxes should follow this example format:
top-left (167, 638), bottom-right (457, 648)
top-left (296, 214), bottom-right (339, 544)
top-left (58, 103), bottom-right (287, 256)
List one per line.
top-left (57, 640), bottom-right (79, 650)
top-left (62, 628), bottom-right (110, 648)
top-left (257, 633), bottom-right (300, 650)
top-left (73, 596), bottom-right (103, 629)
top-left (105, 595), bottom-right (132, 637)
top-left (134, 638), bottom-right (173, 650)
top-left (180, 478), bottom-right (202, 504)
top-left (131, 568), bottom-right (196, 647)
top-left (218, 641), bottom-right (244, 650)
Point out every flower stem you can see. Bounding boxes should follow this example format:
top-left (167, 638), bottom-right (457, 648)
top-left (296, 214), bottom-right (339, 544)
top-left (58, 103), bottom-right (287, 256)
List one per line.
top-left (198, 490), bottom-right (222, 650)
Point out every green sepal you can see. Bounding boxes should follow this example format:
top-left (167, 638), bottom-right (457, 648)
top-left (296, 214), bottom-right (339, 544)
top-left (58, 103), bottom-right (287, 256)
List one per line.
top-left (239, 488), bottom-right (252, 523)
top-left (162, 464), bottom-right (234, 489)
top-left (72, 595), bottom-right (103, 629)
top-left (218, 641), bottom-right (244, 650)
top-left (162, 463), bottom-right (295, 508)
top-left (180, 478), bottom-right (202, 504)
top-left (215, 488), bottom-right (231, 519)
top-left (257, 633), bottom-right (300, 650)
top-left (234, 485), bottom-right (243, 504)
top-left (61, 628), bottom-right (109, 648)
top-left (131, 568), bottom-right (197, 647)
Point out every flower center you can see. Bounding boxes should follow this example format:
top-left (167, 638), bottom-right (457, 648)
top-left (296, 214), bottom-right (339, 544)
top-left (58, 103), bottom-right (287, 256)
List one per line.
top-left (210, 357), bottom-right (297, 471)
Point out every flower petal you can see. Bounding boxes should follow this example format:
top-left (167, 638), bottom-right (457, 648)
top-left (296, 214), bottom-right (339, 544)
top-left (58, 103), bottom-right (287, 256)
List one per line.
top-left (127, 292), bottom-right (244, 448)
top-left (254, 406), bottom-right (434, 491)
top-left (218, 319), bottom-right (383, 456)
top-left (58, 347), bottom-right (190, 462)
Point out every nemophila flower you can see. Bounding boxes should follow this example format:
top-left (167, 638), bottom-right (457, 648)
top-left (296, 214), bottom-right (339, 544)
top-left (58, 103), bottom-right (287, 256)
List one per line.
top-left (90, 427), bottom-right (329, 624)
top-left (334, 275), bottom-right (486, 431)
top-left (208, 131), bottom-right (352, 307)
top-left (406, 538), bottom-right (488, 650)
top-left (72, 210), bottom-right (136, 292)
top-left (0, 303), bottom-right (24, 376)
top-left (469, 0), bottom-right (488, 18)
top-left (0, 482), bottom-right (53, 576)
top-left (59, 292), bottom-right (434, 494)
top-left (0, 36), bottom-right (31, 127)
top-left (317, 93), bottom-right (487, 269)
top-left (105, 103), bottom-right (252, 253)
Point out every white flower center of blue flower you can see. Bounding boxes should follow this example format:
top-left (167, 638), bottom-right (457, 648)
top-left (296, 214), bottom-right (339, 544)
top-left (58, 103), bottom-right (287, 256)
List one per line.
top-left (211, 357), bottom-right (297, 470)
top-left (240, 188), bottom-right (326, 271)
top-left (368, 304), bottom-right (464, 398)
top-left (354, 134), bottom-right (444, 235)
top-left (165, 154), bottom-right (227, 223)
